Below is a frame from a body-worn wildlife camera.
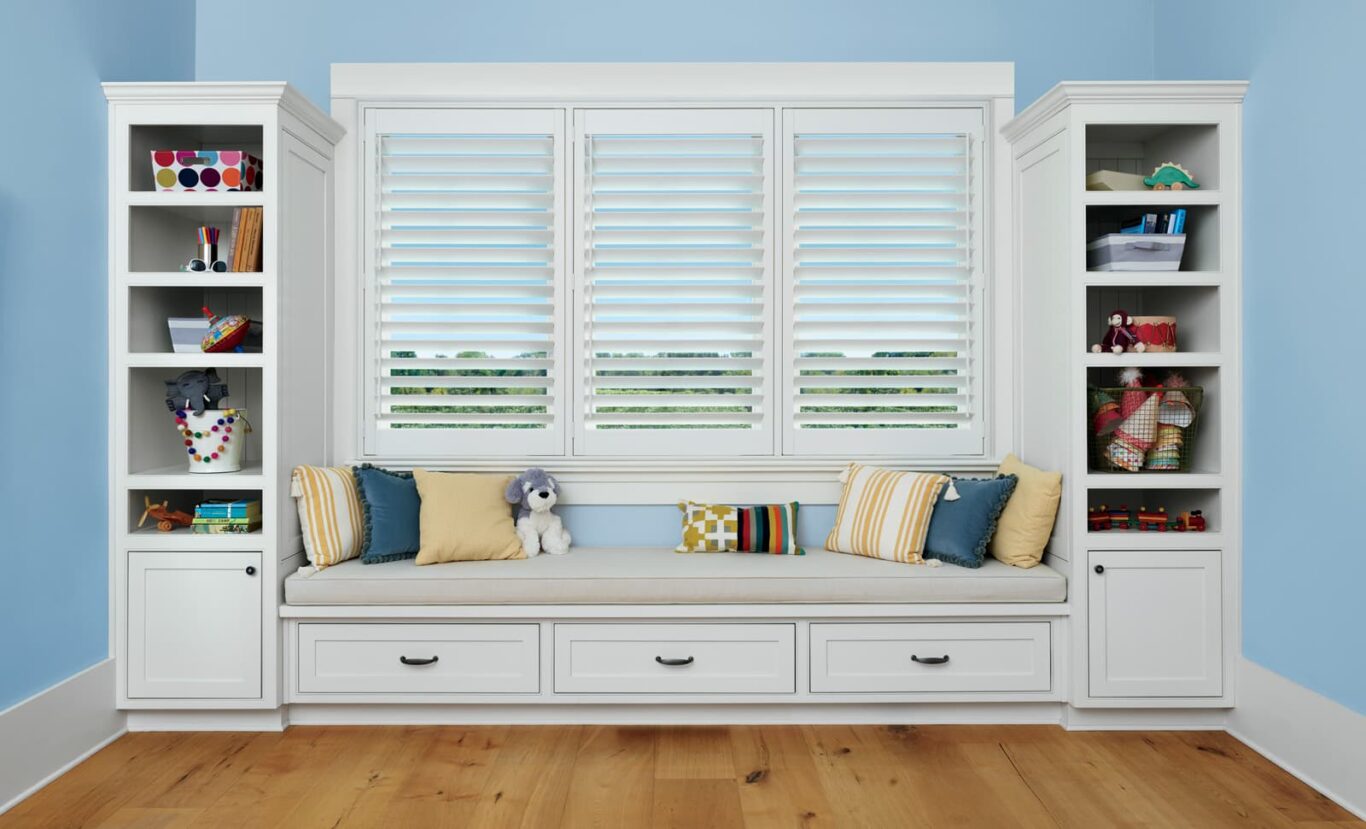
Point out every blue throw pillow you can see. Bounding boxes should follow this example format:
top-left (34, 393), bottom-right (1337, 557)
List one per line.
top-left (924, 474), bottom-right (1019, 569)
top-left (353, 465), bottom-right (421, 564)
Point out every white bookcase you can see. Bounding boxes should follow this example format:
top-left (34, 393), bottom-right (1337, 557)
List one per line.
top-left (105, 83), bottom-right (342, 711)
top-left (1003, 82), bottom-right (1245, 708)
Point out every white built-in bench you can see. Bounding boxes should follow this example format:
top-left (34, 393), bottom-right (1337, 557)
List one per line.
top-left (280, 549), bottom-right (1068, 711)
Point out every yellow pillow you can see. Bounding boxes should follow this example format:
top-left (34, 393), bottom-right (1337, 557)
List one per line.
top-left (291, 465), bottom-right (363, 570)
top-left (989, 454), bottom-right (1062, 568)
top-left (825, 463), bottom-right (948, 564)
top-left (412, 470), bottom-right (523, 565)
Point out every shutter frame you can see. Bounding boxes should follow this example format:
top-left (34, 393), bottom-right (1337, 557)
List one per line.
top-left (781, 108), bottom-right (987, 456)
top-left (363, 108), bottom-right (568, 457)
top-left (573, 109), bottom-right (777, 456)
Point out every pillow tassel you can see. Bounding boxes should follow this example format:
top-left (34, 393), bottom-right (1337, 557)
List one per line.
top-left (943, 479), bottom-right (961, 501)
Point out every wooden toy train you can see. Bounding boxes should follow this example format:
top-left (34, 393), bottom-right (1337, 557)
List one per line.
top-left (1088, 505), bottom-right (1207, 532)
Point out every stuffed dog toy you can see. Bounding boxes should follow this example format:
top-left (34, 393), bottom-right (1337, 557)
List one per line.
top-left (505, 468), bottom-right (572, 557)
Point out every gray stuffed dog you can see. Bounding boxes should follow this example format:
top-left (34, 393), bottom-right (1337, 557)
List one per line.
top-left (505, 468), bottom-right (571, 557)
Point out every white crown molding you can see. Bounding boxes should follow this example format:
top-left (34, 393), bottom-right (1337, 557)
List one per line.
top-left (102, 82), bottom-right (345, 145)
top-left (331, 62), bottom-right (1015, 102)
top-left (1001, 80), bottom-right (1249, 142)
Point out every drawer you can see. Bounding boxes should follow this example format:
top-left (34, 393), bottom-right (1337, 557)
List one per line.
top-left (810, 622), bottom-right (1051, 693)
top-left (554, 623), bottom-right (795, 694)
top-left (297, 624), bottom-right (539, 694)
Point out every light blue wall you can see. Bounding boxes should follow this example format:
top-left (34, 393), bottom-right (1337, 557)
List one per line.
top-left (0, 0), bottom-right (195, 710)
top-left (1154, 1), bottom-right (1366, 714)
top-left (193, 0), bottom-right (1157, 112)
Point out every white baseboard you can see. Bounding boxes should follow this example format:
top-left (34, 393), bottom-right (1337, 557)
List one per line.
top-left (1062, 706), bottom-right (1229, 731)
top-left (126, 708), bottom-right (289, 732)
top-left (1227, 658), bottom-right (1366, 820)
top-left (286, 701), bottom-right (1065, 726)
top-left (0, 659), bottom-right (125, 815)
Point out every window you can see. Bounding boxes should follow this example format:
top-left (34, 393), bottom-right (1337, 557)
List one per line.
top-left (363, 109), bottom-right (567, 456)
top-left (783, 109), bottom-right (984, 456)
top-left (358, 98), bottom-right (992, 463)
top-left (575, 109), bottom-right (775, 455)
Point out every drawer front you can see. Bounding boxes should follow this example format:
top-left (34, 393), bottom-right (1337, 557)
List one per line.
top-left (810, 622), bottom-right (1051, 693)
top-left (554, 624), bottom-right (795, 694)
top-left (297, 624), bottom-right (539, 694)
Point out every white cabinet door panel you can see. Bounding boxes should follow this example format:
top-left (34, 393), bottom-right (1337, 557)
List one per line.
top-left (1089, 550), bottom-right (1222, 698)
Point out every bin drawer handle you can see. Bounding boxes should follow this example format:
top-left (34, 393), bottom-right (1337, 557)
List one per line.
top-left (655, 656), bottom-right (695, 666)
top-left (1125, 241), bottom-right (1170, 251)
top-left (399, 655), bottom-right (439, 666)
top-left (911, 654), bottom-right (950, 665)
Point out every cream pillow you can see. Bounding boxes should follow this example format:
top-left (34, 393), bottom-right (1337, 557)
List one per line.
top-left (825, 463), bottom-right (949, 564)
top-left (291, 465), bottom-right (363, 570)
top-left (412, 470), bottom-right (523, 565)
top-left (989, 454), bottom-right (1062, 568)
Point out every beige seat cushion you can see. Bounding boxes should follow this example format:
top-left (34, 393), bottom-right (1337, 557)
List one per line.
top-left (285, 547), bottom-right (1067, 606)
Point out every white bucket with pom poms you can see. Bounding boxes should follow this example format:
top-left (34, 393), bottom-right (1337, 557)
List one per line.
top-left (171, 407), bottom-right (249, 473)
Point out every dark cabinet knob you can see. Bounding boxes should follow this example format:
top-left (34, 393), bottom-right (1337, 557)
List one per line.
top-left (1094, 565), bottom-right (1105, 574)
top-left (245, 566), bottom-right (256, 576)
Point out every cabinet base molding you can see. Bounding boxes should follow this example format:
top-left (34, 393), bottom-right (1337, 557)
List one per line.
top-left (1062, 706), bottom-right (1229, 731)
top-left (285, 701), bottom-right (1067, 726)
top-left (126, 708), bottom-right (288, 733)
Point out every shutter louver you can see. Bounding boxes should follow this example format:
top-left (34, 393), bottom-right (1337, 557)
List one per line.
top-left (784, 109), bottom-right (984, 455)
top-left (576, 110), bottom-right (775, 455)
top-left (366, 109), bottom-right (565, 456)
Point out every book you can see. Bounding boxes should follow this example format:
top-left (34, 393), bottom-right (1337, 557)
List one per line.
top-left (1085, 169), bottom-right (1147, 191)
top-left (192, 521), bottom-right (262, 535)
top-left (245, 207), bottom-right (263, 272)
top-left (192, 517), bottom-right (259, 525)
top-left (225, 208), bottom-right (241, 271)
top-left (195, 499), bottom-right (261, 520)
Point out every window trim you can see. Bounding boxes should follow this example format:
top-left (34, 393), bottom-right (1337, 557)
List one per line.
top-left (331, 63), bottom-right (1018, 497)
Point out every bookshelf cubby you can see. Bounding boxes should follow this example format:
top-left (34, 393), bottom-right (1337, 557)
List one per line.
top-left (1005, 82), bottom-right (1244, 707)
top-left (107, 83), bottom-right (341, 712)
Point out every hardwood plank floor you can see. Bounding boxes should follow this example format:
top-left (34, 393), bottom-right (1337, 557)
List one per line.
top-left (2, 726), bottom-right (1357, 828)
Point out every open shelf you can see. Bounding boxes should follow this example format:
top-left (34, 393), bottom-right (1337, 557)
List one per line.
top-left (127, 353), bottom-right (265, 369)
top-left (128, 124), bottom-right (263, 193)
top-left (126, 486), bottom-right (264, 543)
top-left (1085, 122), bottom-right (1220, 191)
top-left (127, 365), bottom-right (261, 476)
top-left (1085, 487), bottom-right (1220, 533)
top-left (1084, 352), bottom-right (1221, 369)
top-left (128, 461), bottom-right (265, 490)
top-left (1086, 531), bottom-right (1223, 551)
top-left (1083, 272), bottom-right (1222, 288)
top-left (129, 205), bottom-right (263, 273)
top-left (128, 285), bottom-right (262, 354)
top-left (1086, 283), bottom-right (1220, 353)
top-left (1087, 364), bottom-right (1221, 475)
top-left (1083, 190), bottom-right (1220, 207)
top-left (1085, 473), bottom-right (1223, 490)
top-left (1086, 204), bottom-right (1219, 272)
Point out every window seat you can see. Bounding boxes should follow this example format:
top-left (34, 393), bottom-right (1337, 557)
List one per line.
top-left (284, 547), bottom-right (1067, 606)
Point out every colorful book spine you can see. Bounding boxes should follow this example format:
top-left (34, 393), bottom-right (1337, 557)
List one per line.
top-left (192, 522), bottom-right (262, 535)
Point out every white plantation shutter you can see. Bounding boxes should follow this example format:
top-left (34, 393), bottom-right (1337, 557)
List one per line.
top-left (574, 110), bottom-right (775, 455)
top-left (783, 109), bottom-right (985, 455)
top-left (364, 109), bottom-right (566, 456)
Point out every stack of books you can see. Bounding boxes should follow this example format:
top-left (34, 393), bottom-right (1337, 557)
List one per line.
top-left (224, 207), bottom-right (264, 272)
top-left (1120, 208), bottom-right (1187, 235)
top-left (192, 499), bottom-right (262, 534)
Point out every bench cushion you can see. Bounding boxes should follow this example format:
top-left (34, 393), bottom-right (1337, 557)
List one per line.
top-left (284, 547), bottom-right (1066, 606)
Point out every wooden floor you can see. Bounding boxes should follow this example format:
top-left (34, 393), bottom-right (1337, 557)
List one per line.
top-left (2, 725), bottom-right (1357, 828)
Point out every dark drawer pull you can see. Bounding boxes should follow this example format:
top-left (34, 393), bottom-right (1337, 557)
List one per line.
top-left (655, 656), bottom-right (695, 666)
top-left (399, 655), bottom-right (439, 666)
top-left (911, 654), bottom-right (950, 665)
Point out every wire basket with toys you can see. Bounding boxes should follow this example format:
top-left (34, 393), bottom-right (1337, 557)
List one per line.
top-left (1089, 368), bottom-right (1202, 473)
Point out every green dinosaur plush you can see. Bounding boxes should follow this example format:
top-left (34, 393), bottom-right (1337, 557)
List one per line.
top-left (1144, 162), bottom-right (1199, 190)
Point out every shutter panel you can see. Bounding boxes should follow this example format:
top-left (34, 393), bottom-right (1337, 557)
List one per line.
top-left (575, 110), bottom-right (775, 455)
top-left (783, 109), bottom-right (985, 456)
top-left (365, 109), bottom-right (566, 456)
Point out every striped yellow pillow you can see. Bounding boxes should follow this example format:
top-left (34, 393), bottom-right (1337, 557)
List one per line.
top-left (825, 463), bottom-right (950, 564)
top-left (291, 465), bottom-right (363, 570)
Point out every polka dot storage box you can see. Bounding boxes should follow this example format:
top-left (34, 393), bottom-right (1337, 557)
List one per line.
top-left (151, 150), bottom-right (263, 191)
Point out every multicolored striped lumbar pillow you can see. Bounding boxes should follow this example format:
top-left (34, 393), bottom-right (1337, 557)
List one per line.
top-left (675, 501), bottom-right (803, 555)
top-left (291, 465), bottom-right (364, 570)
top-left (825, 463), bottom-right (952, 564)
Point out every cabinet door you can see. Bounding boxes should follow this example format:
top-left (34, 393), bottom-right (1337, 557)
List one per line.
top-left (128, 552), bottom-right (262, 699)
top-left (1088, 550), bottom-right (1222, 698)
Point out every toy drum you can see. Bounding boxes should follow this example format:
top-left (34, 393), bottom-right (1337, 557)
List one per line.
top-left (1132, 315), bottom-right (1177, 352)
top-left (171, 408), bottom-right (249, 473)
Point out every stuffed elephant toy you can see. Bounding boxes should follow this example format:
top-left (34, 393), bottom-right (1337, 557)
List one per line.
top-left (164, 368), bottom-right (230, 414)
